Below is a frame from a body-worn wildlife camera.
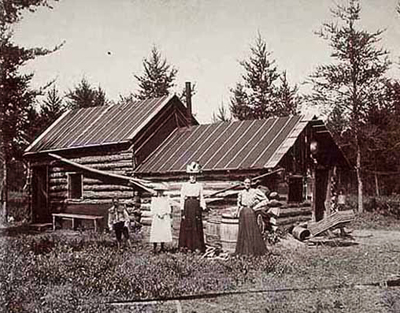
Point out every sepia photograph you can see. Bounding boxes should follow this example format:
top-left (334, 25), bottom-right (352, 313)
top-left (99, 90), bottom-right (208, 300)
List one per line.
top-left (1, 0), bottom-right (400, 312)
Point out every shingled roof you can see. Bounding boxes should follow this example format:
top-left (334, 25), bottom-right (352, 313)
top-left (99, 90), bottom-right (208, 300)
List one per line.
top-left (25, 95), bottom-right (180, 154)
top-left (136, 115), bottom-right (312, 174)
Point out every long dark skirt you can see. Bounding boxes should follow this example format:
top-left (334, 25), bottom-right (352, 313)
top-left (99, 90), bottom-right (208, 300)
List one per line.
top-left (178, 198), bottom-right (206, 252)
top-left (235, 206), bottom-right (267, 256)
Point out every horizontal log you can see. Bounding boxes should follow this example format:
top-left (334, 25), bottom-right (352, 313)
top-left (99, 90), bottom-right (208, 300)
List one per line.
top-left (83, 178), bottom-right (104, 185)
top-left (88, 162), bottom-right (132, 170)
top-left (64, 199), bottom-right (113, 205)
top-left (83, 185), bottom-right (133, 191)
top-left (30, 160), bottom-right (53, 167)
top-left (82, 190), bottom-right (134, 199)
top-left (50, 162), bottom-right (132, 173)
top-left (270, 215), bottom-right (312, 226)
top-left (268, 206), bottom-right (312, 218)
top-left (50, 185), bottom-right (68, 192)
top-left (49, 178), bottom-right (68, 185)
top-left (164, 181), bottom-right (240, 191)
top-left (49, 172), bottom-right (67, 179)
top-left (138, 170), bottom-right (266, 182)
top-left (50, 176), bottom-right (134, 187)
top-left (69, 152), bottom-right (132, 165)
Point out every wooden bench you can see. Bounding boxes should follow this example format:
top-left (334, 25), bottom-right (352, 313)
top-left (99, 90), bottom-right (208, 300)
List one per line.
top-left (52, 213), bottom-right (104, 232)
top-left (30, 223), bottom-right (53, 232)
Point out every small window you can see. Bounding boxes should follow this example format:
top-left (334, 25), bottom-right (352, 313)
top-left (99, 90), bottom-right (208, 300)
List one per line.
top-left (68, 173), bottom-right (83, 199)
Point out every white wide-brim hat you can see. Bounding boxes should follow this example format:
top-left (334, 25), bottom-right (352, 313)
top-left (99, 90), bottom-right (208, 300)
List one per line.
top-left (186, 161), bottom-right (202, 174)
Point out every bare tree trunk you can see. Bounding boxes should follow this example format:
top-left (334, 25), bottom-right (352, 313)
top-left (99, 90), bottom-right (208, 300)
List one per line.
top-left (374, 173), bottom-right (380, 197)
top-left (374, 157), bottom-right (380, 197)
top-left (356, 139), bottom-right (364, 213)
top-left (2, 161), bottom-right (7, 222)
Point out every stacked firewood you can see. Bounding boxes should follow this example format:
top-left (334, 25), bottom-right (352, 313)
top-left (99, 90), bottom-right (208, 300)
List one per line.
top-left (267, 193), bottom-right (312, 231)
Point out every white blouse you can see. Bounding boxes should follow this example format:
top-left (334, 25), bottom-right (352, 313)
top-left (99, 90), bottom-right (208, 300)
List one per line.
top-left (237, 188), bottom-right (267, 208)
top-left (180, 182), bottom-right (206, 211)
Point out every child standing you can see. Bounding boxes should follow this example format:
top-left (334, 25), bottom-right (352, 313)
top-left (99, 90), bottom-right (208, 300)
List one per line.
top-left (149, 183), bottom-right (172, 253)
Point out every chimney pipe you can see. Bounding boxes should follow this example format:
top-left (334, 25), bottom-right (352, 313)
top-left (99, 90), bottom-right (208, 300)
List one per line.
top-left (185, 81), bottom-right (192, 125)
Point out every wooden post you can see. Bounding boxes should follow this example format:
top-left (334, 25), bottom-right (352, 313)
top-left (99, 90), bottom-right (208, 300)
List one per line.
top-left (2, 161), bottom-right (7, 222)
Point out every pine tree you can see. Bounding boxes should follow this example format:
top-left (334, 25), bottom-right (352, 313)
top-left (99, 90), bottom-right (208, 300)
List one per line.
top-left (134, 46), bottom-right (177, 100)
top-left (230, 34), bottom-right (298, 120)
top-left (276, 71), bottom-right (299, 116)
top-left (65, 78), bottom-right (108, 109)
top-left (306, 0), bottom-right (391, 212)
top-left (39, 86), bottom-right (66, 131)
top-left (0, 0), bottom-right (60, 221)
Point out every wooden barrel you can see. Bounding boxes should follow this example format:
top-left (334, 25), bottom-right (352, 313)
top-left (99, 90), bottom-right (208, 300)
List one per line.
top-left (292, 225), bottom-right (310, 241)
top-left (220, 213), bottom-right (239, 253)
top-left (206, 215), bottom-right (221, 247)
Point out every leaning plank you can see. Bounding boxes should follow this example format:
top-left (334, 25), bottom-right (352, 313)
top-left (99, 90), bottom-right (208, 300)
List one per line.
top-left (307, 210), bottom-right (355, 237)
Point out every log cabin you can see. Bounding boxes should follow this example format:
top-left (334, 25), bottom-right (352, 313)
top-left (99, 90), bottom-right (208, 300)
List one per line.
top-left (24, 90), bottom-right (349, 233)
top-left (23, 94), bottom-right (196, 228)
top-left (134, 114), bottom-right (350, 232)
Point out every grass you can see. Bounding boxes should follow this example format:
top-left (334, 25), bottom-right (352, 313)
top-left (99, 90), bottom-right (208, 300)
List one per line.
top-left (1, 209), bottom-right (400, 312)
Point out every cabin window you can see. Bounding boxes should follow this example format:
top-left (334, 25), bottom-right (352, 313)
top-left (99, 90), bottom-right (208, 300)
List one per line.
top-left (288, 175), bottom-right (303, 203)
top-left (68, 173), bottom-right (83, 199)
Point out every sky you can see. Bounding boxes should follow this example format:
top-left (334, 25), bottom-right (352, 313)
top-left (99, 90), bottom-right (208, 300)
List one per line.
top-left (12, 0), bottom-right (400, 123)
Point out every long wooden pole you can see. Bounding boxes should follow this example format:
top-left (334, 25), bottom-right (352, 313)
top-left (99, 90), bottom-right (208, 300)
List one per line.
top-left (48, 153), bottom-right (156, 194)
top-left (205, 168), bottom-right (285, 198)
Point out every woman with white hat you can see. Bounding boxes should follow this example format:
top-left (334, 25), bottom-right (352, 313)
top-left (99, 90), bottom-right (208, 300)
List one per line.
top-left (178, 161), bottom-right (206, 253)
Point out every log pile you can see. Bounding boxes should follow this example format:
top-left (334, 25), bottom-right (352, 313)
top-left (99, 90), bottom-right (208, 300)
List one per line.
top-left (268, 202), bottom-right (312, 231)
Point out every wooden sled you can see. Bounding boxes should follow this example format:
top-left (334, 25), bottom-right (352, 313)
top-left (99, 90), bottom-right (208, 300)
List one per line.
top-left (307, 210), bottom-right (355, 237)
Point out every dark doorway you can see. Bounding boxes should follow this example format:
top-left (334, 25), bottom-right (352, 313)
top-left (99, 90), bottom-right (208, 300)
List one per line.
top-left (288, 175), bottom-right (304, 203)
top-left (32, 166), bottom-right (49, 222)
top-left (315, 168), bottom-right (329, 222)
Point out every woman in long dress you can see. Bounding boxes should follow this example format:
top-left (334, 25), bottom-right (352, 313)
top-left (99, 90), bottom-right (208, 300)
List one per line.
top-left (235, 178), bottom-right (268, 256)
top-left (178, 161), bottom-right (206, 253)
top-left (149, 184), bottom-right (172, 253)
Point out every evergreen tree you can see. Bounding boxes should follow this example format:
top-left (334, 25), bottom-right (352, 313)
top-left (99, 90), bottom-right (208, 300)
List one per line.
top-left (39, 86), bottom-right (66, 131)
top-left (0, 0), bottom-right (60, 220)
top-left (134, 46), bottom-right (177, 100)
top-left (230, 34), bottom-right (298, 120)
top-left (65, 77), bottom-right (108, 109)
top-left (276, 71), bottom-right (299, 116)
top-left (306, 0), bottom-right (391, 212)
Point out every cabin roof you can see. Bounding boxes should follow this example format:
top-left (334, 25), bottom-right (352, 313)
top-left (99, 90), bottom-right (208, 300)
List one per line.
top-left (135, 115), bottom-right (314, 174)
top-left (25, 95), bottom-right (185, 154)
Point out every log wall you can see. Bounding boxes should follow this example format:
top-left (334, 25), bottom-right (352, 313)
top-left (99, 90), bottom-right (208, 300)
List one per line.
top-left (42, 151), bottom-right (136, 212)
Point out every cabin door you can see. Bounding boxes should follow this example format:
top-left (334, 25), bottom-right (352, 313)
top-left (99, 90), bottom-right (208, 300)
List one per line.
top-left (314, 168), bottom-right (329, 222)
top-left (32, 166), bottom-right (50, 223)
